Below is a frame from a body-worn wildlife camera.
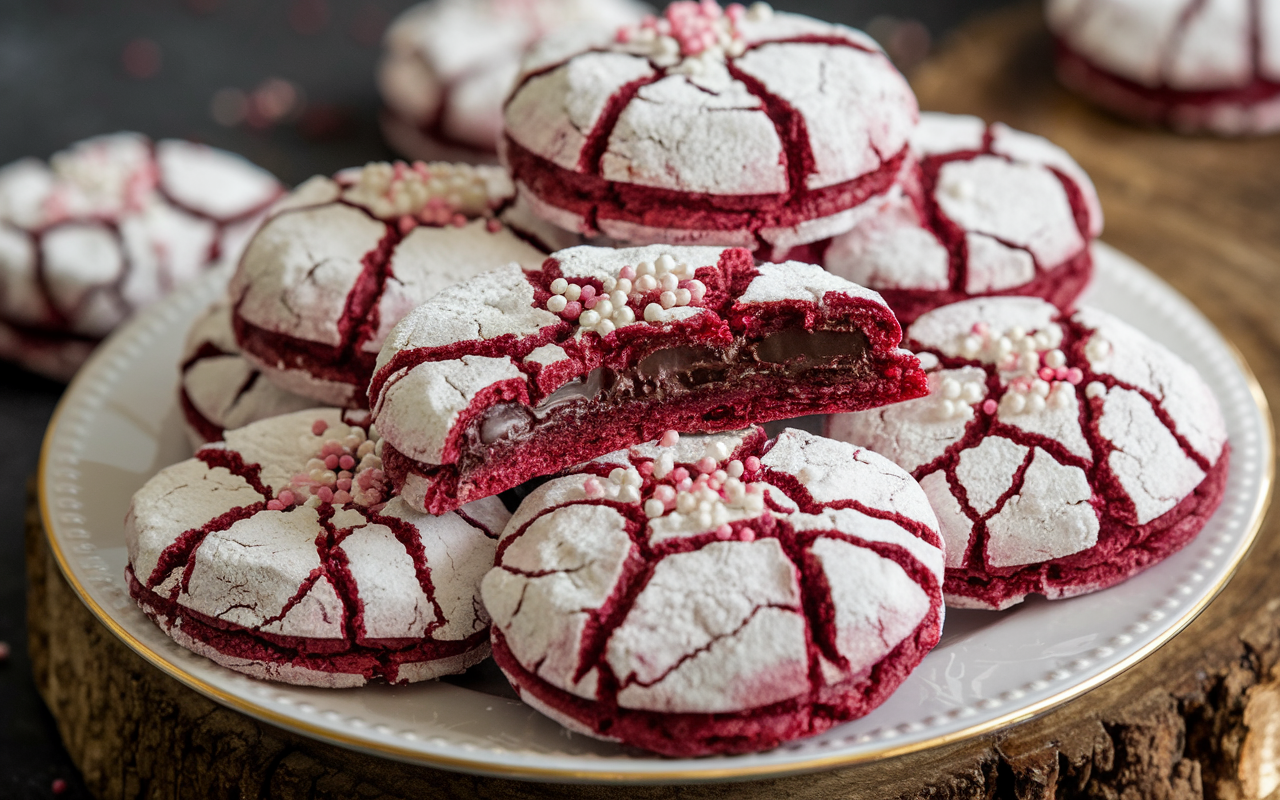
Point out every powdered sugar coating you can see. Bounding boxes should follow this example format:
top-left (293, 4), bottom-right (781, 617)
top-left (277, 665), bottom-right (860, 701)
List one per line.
top-left (230, 162), bottom-right (567, 408)
top-left (482, 428), bottom-right (943, 755)
top-left (828, 296), bottom-right (1228, 609)
top-left (378, 0), bottom-right (646, 157)
top-left (370, 243), bottom-right (926, 515)
top-left (822, 113), bottom-right (1102, 325)
top-left (502, 1), bottom-right (917, 258)
top-left (1048, 0), bottom-right (1280, 135)
top-left (124, 409), bottom-right (508, 687)
top-left (179, 299), bottom-right (319, 448)
top-left (0, 133), bottom-right (282, 380)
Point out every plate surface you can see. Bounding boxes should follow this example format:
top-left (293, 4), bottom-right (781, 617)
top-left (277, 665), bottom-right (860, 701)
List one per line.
top-left (39, 243), bottom-right (1272, 784)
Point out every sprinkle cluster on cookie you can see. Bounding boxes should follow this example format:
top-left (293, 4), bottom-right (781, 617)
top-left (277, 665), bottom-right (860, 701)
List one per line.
top-left (482, 427), bottom-right (944, 755)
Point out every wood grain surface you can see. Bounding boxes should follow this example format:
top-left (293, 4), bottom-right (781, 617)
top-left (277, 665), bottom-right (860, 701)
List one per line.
top-left (27, 5), bottom-right (1280, 798)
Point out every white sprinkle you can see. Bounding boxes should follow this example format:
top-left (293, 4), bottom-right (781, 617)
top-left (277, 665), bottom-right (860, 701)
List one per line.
top-left (610, 468), bottom-right (627, 484)
top-left (614, 306), bottom-right (635, 325)
top-left (624, 468), bottom-right (643, 487)
top-left (617, 485), bottom-right (640, 503)
top-left (602, 276), bottom-right (616, 291)
top-left (687, 280), bottom-right (706, 301)
top-left (1032, 379), bottom-right (1051, 397)
top-left (609, 290), bottom-right (627, 307)
top-left (726, 460), bottom-right (744, 478)
top-left (1050, 386), bottom-right (1072, 408)
top-left (941, 378), bottom-right (961, 399)
top-left (674, 288), bottom-right (691, 306)
top-left (637, 261), bottom-right (655, 276)
top-left (564, 284), bottom-right (581, 302)
top-left (653, 454), bottom-right (674, 478)
top-left (579, 310), bottom-right (601, 327)
top-left (659, 291), bottom-right (677, 309)
top-left (656, 254), bottom-right (676, 273)
top-left (1085, 337), bottom-right (1111, 362)
top-left (940, 399), bottom-right (955, 418)
top-left (615, 278), bottom-right (632, 294)
top-left (659, 273), bottom-right (678, 292)
top-left (546, 295), bottom-right (567, 313)
top-left (1006, 393), bottom-right (1026, 414)
top-left (596, 319), bottom-right (616, 335)
top-left (1086, 381), bottom-right (1107, 399)
top-left (916, 352), bottom-right (939, 371)
top-left (961, 336), bottom-right (981, 357)
top-left (1044, 349), bottom-right (1066, 368)
top-left (635, 274), bottom-right (658, 292)
top-left (706, 441), bottom-right (730, 460)
top-left (550, 278), bottom-right (568, 295)
top-left (644, 303), bottom-right (664, 322)
top-left (996, 337), bottom-right (1012, 356)
top-left (961, 382), bottom-right (984, 404)
top-left (645, 499), bottom-right (665, 518)
top-left (677, 493), bottom-right (697, 513)
top-left (1026, 394), bottom-right (1046, 413)
top-left (594, 298), bottom-right (614, 318)
top-left (1009, 326), bottom-right (1025, 341)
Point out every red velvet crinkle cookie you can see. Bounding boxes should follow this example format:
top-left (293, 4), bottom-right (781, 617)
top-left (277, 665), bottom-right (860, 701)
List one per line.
top-left (230, 161), bottom-right (575, 408)
top-left (179, 299), bottom-right (318, 449)
top-left (820, 112), bottom-right (1103, 325)
top-left (501, 1), bottom-right (917, 259)
top-left (1048, 0), bottom-right (1280, 135)
top-left (828, 297), bottom-right (1230, 610)
top-left (125, 409), bottom-right (510, 687)
top-left (482, 427), bottom-right (944, 756)
top-left (379, 0), bottom-right (646, 160)
top-left (0, 132), bottom-right (282, 380)
top-left (369, 243), bottom-right (927, 515)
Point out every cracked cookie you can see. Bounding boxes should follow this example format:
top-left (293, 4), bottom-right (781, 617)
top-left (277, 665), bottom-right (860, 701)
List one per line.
top-left (229, 161), bottom-right (576, 408)
top-left (828, 297), bottom-right (1229, 610)
top-left (0, 132), bottom-right (282, 380)
top-left (500, 0), bottom-right (917, 259)
top-left (817, 112), bottom-right (1102, 325)
top-left (125, 409), bottom-right (510, 687)
top-left (482, 427), bottom-right (944, 755)
top-left (1048, 0), bottom-right (1280, 135)
top-left (368, 243), bottom-right (927, 515)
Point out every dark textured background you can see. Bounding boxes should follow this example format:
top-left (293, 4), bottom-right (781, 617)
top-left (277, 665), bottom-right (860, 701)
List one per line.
top-left (0, 1), bottom-right (1015, 796)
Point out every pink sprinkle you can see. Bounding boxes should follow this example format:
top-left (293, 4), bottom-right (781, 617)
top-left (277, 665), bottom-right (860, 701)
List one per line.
top-left (637, 461), bottom-right (654, 477)
top-left (393, 161), bottom-right (409, 180)
top-left (1013, 376), bottom-right (1033, 392)
top-left (707, 478), bottom-right (722, 492)
top-left (687, 280), bottom-right (706, 302)
top-left (584, 477), bottom-right (603, 496)
top-left (292, 473), bottom-right (309, 486)
top-left (739, 527), bottom-right (756, 542)
top-left (451, 212), bottom-right (467, 227)
top-left (278, 490), bottom-right (296, 506)
top-left (653, 485), bottom-right (676, 502)
top-left (312, 419), bottom-right (328, 436)
top-left (1000, 355), bottom-right (1019, 371)
top-left (584, 295), bottom-right (598, 309)
top-left (727, 3), bottom-right (745, 23)
top-left (616, 27), bottom-right (632, 43)
top-left (1039, 367), bottom-right (1056, 381)
top-left (0, 641), bottom-right (10, 662)
top-left (333, 490), bottom-right (352, 504)
top-left (715, 524), bottom-right (733, 540)
top-left (267, 500), bottom-right (285, 511)
top-left (398, 215), bottom-right (417, 234)
top-left (696, 456), bottom-right (717, 473)
top-left (744, 456), bottom-right (761, 472)
top-left (620, 265), bottom-right (636, 280)
top-left (660, 430), bottom-right (679, 447)
top-left (1067, 367), bottom-right (1084, 385)
top-left (561, 301), bottom-right (582, 321)
top-left (486, 218), bottom-right (503, 233)
top-left (324, 454), bottom-right (340, 469)
top-left (579, 285), bottom-right (597, 304)
top-left (672, 467), bottom-right (690, 482)
top-left (370, 502), bottom-right (387, 513)
top-left (339, 455), bottom-right (355, 470)
top-left (336, 478), bottom-right (352, 492)
top-left (370, 469), bottom-right (385, 481)
top-left (973, 322), bottom-right (990, 335)
top-left (982, 399), bottom-right (998, 415)
top-left (322, 441), bottom-right (344, 457)
top-left (676, 477), bottom-right (692, 492)
top-left (1055, 367), bottom-right (1070, 381)
top-left (413, 160), bottom-right (431, 177)
top-left (317, 486), bottom-right (334, 504)
top-left (52, 779), bottom-right (68, 795)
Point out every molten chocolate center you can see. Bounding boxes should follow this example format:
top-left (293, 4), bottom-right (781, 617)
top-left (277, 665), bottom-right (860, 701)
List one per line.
top-left (477, 329), bottom-right (868, 445)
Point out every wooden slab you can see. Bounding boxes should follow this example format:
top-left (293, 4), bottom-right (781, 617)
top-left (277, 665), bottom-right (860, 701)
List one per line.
top-left (27, 5), bottom-right (1280, 798)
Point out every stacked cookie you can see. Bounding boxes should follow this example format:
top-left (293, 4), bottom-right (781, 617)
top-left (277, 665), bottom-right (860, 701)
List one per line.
top-left (125, 0), bottom-right (1229, 759)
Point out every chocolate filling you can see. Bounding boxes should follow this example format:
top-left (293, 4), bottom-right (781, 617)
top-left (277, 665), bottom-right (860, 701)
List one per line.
top-left (476, 329), bottom-right (869, 445)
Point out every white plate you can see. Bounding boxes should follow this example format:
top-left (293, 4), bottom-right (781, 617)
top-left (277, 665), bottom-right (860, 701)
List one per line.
top-left (39, 243), bottom-right (1272, 784)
